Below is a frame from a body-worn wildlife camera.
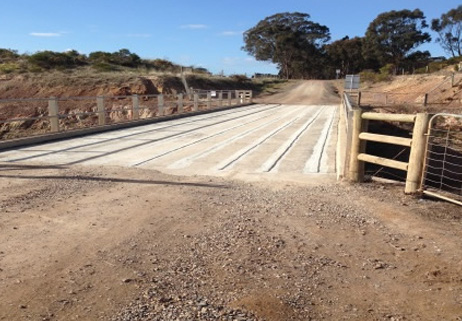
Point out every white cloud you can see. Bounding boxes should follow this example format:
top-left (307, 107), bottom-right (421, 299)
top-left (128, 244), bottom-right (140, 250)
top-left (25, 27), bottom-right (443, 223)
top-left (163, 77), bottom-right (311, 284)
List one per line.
top-left (29, 32), bottom-right (62, 37)
top-left (180, 24), bottom-right (207, 29)
top-left (220, 31), bottom-right (242, 36)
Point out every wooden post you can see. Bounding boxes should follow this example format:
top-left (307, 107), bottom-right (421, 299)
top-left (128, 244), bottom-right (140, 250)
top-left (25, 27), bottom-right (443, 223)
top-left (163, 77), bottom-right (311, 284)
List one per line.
top-left (405, 113), bottom-right (430, 194)
top-left (132, 94), bottom-right (140, 120)
top-left (249, 90), bottom-right (253, 103)
top-left (207, 91), bottom-right (212, 109)
top-left (193, 93), bottom-right (199, 111)
top-left (348, 109), bottom-right (366, 182)
top-left (451, 72), bottom-right (455, 87)
top-left (158, 94), bottom-right (164, 116)
top-left (357, 91), bottom-right (362, 106)
top-left (178, 93), bottom-right (184, 113)
top-left (97, 96), bottom-right (105, 126)
top-left (48, 97), bottom-right (59, 132)
top-left (423, 93), bottom-right (428, 107)
top-left (218, 91), bottom-right (223, 107)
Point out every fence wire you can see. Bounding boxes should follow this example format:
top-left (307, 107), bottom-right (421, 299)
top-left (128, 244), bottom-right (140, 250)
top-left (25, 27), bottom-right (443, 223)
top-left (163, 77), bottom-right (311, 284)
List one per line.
top-left (422, 114), bottom-right (462, 203)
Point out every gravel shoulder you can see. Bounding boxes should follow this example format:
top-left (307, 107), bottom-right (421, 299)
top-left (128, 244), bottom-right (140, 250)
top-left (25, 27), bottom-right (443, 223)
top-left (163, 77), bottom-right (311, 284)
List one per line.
top-left (1, 164), bottom-right (461, 321)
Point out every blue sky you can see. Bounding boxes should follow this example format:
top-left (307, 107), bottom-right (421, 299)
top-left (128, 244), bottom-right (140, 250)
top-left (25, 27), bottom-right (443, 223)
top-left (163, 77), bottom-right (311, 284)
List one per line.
top-left (0, 0), bottom-right (460, 75)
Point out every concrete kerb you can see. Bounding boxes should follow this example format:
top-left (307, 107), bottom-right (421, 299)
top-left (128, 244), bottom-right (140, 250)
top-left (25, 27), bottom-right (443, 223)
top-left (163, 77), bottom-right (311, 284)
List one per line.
top-left (0, 103), bottom-right (255, 152)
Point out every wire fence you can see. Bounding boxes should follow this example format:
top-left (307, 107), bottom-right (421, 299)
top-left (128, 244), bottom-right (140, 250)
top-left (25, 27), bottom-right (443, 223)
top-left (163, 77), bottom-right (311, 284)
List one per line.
top-left (422, 114), bottom-right (462, 204)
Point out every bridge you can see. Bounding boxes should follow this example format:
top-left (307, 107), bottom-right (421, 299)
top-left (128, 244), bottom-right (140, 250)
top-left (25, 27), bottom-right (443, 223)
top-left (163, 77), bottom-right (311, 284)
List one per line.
top-left (0, 81), bottom-right (340, 184)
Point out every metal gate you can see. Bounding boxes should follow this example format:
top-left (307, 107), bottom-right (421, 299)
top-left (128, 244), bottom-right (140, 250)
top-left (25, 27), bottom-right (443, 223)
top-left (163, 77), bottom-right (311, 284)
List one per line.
top-left (421, 113), bottom-right (462, 205)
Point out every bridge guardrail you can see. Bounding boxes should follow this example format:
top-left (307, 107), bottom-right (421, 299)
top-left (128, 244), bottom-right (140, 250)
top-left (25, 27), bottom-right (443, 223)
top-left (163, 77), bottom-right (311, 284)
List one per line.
top-left (0, 90), bottom-right (253, 150)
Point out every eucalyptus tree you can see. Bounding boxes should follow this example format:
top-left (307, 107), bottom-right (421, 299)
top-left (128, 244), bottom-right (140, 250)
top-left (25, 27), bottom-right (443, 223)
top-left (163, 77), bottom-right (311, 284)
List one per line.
top-left (363, 9), bottom-right (431, 71)
top-left (431, 6), bottom-right (462, 57)
top-left (242, 12), bottom-right (330, 79)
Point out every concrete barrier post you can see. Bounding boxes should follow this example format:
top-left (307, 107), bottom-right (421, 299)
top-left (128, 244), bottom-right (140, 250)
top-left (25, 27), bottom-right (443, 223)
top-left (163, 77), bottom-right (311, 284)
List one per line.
top-left (405, 113), bottom-right (430, 194)
top-left (218, 91), bottom-right (223, 107)
top-left (248, 91), bottom-right (253, 103)
top-left (178, 93), bottom-right (184, 113)
top-left (97, 96), bottom-right (105, 126)
top-left (48, 97), bottom-right (59, 132)
top-left (194, 93), bottom-right (199, 111)
top-left (207, 91), bottom-right (212, 109)
top-left (348, 109), bottom-right (366, 182)
top-left (158, 94), bottom-right (164, 116)
top-left (228, 91), bottom-right (232, 106)
top-left (132, 94), bottom-right (140, 120)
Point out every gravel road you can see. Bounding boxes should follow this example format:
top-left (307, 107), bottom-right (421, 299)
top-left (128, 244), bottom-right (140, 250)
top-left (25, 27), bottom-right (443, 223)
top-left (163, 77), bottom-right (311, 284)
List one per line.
top-left (0, 81), bottom-right (461, 321)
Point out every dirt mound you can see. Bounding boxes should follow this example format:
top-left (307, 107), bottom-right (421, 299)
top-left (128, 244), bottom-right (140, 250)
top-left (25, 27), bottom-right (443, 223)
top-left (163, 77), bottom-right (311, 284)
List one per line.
top-left (361, 73), bottom-right (462, 114)
top-left (255, 80), bottom-right (340, 105)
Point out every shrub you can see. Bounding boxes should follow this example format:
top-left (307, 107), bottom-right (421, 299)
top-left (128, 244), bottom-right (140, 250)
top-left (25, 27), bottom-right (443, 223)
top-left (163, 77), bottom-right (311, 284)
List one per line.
top-left (229, 74), bottom-right (250, 82)
top-left (0, 63), bottom-right (19, 74)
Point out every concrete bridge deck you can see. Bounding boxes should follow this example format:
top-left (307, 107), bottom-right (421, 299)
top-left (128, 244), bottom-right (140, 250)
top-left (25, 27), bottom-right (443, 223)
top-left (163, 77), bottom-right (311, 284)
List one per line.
top-left (0, 103), bottom-right (338, 183)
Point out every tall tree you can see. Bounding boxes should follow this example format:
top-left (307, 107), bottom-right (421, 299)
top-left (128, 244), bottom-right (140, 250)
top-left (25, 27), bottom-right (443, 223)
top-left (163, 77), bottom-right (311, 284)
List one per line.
top-left (431, 6), bottom-right (462, 57)
top-left (326, 36), bottom-right (365, 76)
top-left (242, 12), bottom-right (330, 79)
top-left (364, 9), bottom-right (431, 70)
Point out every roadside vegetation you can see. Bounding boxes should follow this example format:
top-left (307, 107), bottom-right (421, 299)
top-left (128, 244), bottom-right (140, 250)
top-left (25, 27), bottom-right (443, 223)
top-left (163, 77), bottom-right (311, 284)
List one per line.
top-left (242, 6), bottom-right (462, 80)
top-left (1, 6), bottom-right (461, 84)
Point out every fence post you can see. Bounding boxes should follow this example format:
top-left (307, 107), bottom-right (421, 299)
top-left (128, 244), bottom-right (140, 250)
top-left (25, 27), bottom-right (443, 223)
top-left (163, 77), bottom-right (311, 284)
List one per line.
top-left (158, 94), bottom-right (164, 116)
top-left (193, 93), bottom-right (199, 111)
top-left (357, 91), bottom-right (361, 106)
top-left (207, 91), bottom-right (212, 109)
top-left (228, 91), bottom-right (232, 106)
top-left (423, 93), bottom-right (428, 107)
top-left (218, 91), bottom-right (223, 107)
top-left (405, 113), bottom-right (430, 194)
top-left (178, 93), bottom-right (184, 113)
top-left (348, 109), bottom-right (366, 182)
top-left (48, 97), bottom-right (59, 132)
top-left (97, 96), bottom-right (105, 126)
top-left (132, 94), bottom-right (140, 120)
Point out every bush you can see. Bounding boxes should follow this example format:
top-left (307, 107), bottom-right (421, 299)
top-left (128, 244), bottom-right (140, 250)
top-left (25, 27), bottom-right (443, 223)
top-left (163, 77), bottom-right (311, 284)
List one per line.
top-left (360, 69), bottom-right (390, 83)
top-left (0, 63), bottom-right (19, 74)
top-left (28, 51), bottom-right (83, 70)
top-left (229, 74), bottom-right (250, 82)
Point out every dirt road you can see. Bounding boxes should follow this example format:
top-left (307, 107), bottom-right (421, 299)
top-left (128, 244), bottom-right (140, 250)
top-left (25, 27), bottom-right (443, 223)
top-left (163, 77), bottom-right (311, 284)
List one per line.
top-left (1, 81), bottom-right (461, 321)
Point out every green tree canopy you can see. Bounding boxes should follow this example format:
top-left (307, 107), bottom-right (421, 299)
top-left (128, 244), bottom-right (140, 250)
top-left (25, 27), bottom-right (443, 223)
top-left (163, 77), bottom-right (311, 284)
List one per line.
top-left (242, 12), bottom-right (330, 79)
top-left (431, 5), bottom-right (462, 57)
top-left (326, 36), bottom-right (365, 76)
top-left (364, 9), bottom-right (431, 70)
